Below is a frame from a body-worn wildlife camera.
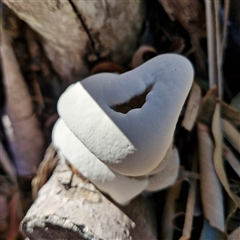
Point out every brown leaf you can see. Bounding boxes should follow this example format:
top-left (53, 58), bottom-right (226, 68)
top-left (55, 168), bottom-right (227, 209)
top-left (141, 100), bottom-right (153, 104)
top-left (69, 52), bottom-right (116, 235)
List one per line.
top-left (0, 142), bottom-right (16, 183)
top-left (212, 104), bottom-right (240, 230)
top-left (160, 181), bottom-right (183, 240)
top-left (25, 27), bottom-right (42, 72)
top-left (230, 92), bottom-right (240, 112)
top-left (217, 99), bottom-right (240, 128)
top-left (7, 191), bottom-right (23, 240)
top-left (158, 0), bottom-right (205, 37)
top-left (158, 0), bottom-right (206, 76)
top-left (204, 0), bottom-right (217, 88)
top-left (198, 87), bottom-right (240, 129)
top-left (180, 155), bottom-right (198, 240)
top-left (222, 119), bottom-right (240, 153)
top-left (131, 45), bottom-right (157, 69)
top-left (32, 144), bottom-right (60, 200)
top-left (1, 28), bottom-right (44, 176)
top-left (212, 104), bottom-right (240, 204)
top-left (0, 196), bottom-right (8, 234)
top-left (229, 227), bottom-right (240, 240)
top-left (223, 144), bottom-right (240, 177)
top-left (197, 86), bottom-right (217, 127)
top-left (168, 36), bottom-right (185, 54)
top-left (179, 178), bottom-right (197, 240)
top-left (197, 123), bottom-right (225, 232)
top-left (0, 175), bottom-right (22, 240)
top-left (182, 82), bottom-right (202, 131)
top-left (31, 73), bottom-right (45, 110)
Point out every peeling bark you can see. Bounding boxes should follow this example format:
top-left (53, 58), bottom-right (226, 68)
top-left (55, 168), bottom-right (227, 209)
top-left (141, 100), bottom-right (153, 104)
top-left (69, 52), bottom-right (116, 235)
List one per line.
top-left (21, 159), bottom-right (157, 240)
top-left (3, 0), bottom-right (145, 82)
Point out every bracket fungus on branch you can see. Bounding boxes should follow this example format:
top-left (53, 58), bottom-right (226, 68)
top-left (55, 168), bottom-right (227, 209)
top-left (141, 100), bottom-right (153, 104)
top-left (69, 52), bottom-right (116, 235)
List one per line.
top-left (52, 54), bottom-right (194, 205)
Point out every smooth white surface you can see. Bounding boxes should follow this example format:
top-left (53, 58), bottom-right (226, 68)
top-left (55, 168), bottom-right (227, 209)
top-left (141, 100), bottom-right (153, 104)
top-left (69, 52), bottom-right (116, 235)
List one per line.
top-left (145, 147), bottom-right (179, 191)
top-left (52, 119), bottom-right (148, 205)
top-left (52, 118), bottom-right (179, 204)
top-left (146, 144), bottom-right (173, 175)
top-left (58, 54), bottom-right (193, 176)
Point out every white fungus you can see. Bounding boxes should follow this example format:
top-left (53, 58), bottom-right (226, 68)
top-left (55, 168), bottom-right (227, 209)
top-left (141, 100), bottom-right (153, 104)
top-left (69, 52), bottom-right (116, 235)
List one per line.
top-left (52, 118), bottom-right (148, 205)
top-left (52, 54), bottom-right (194, 204)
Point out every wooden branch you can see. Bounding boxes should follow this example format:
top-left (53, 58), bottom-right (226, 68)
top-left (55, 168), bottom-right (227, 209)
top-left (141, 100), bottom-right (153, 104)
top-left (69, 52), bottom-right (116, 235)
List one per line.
top-left (3, 0), bottom-right (145, 82)
top-left (21, 159), bottom-right (157, 240)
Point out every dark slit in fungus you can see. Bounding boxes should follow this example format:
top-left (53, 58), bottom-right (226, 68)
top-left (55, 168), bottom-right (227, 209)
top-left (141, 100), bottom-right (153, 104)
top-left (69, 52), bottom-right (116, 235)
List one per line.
top-left (111, 85), bottom-right (153, 114)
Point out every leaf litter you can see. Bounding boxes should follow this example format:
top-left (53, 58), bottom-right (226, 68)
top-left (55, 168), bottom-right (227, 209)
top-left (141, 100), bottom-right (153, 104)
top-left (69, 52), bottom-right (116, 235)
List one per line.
top-left (0, 1), bottom-right (240, 240)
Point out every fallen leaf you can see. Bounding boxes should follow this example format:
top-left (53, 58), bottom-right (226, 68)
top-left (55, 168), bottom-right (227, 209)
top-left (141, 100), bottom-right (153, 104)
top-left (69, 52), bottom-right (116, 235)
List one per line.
top-left (160, 180), bottom-right (182, 240)
top-left (0, 196), bottom-right (8, 234)
top-left (197, 86), bottom-right (217, 127)
top-left (32, 144), bottom-right (60, 200)
top-left (25, 27), bottom-right (42, 72)
top-left (7, 191), bottom-right (23, 240)
top-left (230, 92), bottom-right (240, 112)
top-left (31, 73), bottom-right (45, 110)
top-left (0, 142), bottom-right (16, 183)
top-left (217, 99), bottom-right (240, 128)
top-left (222, 119), bottom-right (240, 154)
top-left (131, 45), bottom-right (157, 69)
top-left (182, 82), bottom-right (202, 131)
top-left (212, 106), bottom-right (238, 203)
top-left (157, 0), bottom-right (205, 37)
top-left (179, 155), bottom-right (198, 240)
top-left (223, 144), bottom-right (240, 177)
top-left (229, 226), bottom-right (240, 240)
top-left (168, 36), bottom-right (185, 54)
top-left (197, 123), bottom-right (225, 232)
top-left (1, 28), bottom-right (44, 176)
top-left (212, 103), bottom-right (240, 233)
top-left (200, 219), bottom-right (227, 240)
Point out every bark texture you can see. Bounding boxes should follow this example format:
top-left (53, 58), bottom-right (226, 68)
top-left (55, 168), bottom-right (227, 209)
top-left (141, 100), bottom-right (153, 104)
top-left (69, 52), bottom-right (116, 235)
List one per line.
top-left (3, 0), bottom-right (145, 82)
top-left (21, 160), bottom-right (157, 240)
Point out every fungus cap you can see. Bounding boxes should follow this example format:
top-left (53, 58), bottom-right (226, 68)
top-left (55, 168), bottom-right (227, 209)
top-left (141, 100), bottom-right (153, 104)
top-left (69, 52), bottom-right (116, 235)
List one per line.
top-left (146, 147), bottom-right (179, 191)
top-left (52, 119), bottom-right (148, 205)
top-left (57, 54), bottom-right (194, 176)
top-left (52, 119), bottom-right (179, 204)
